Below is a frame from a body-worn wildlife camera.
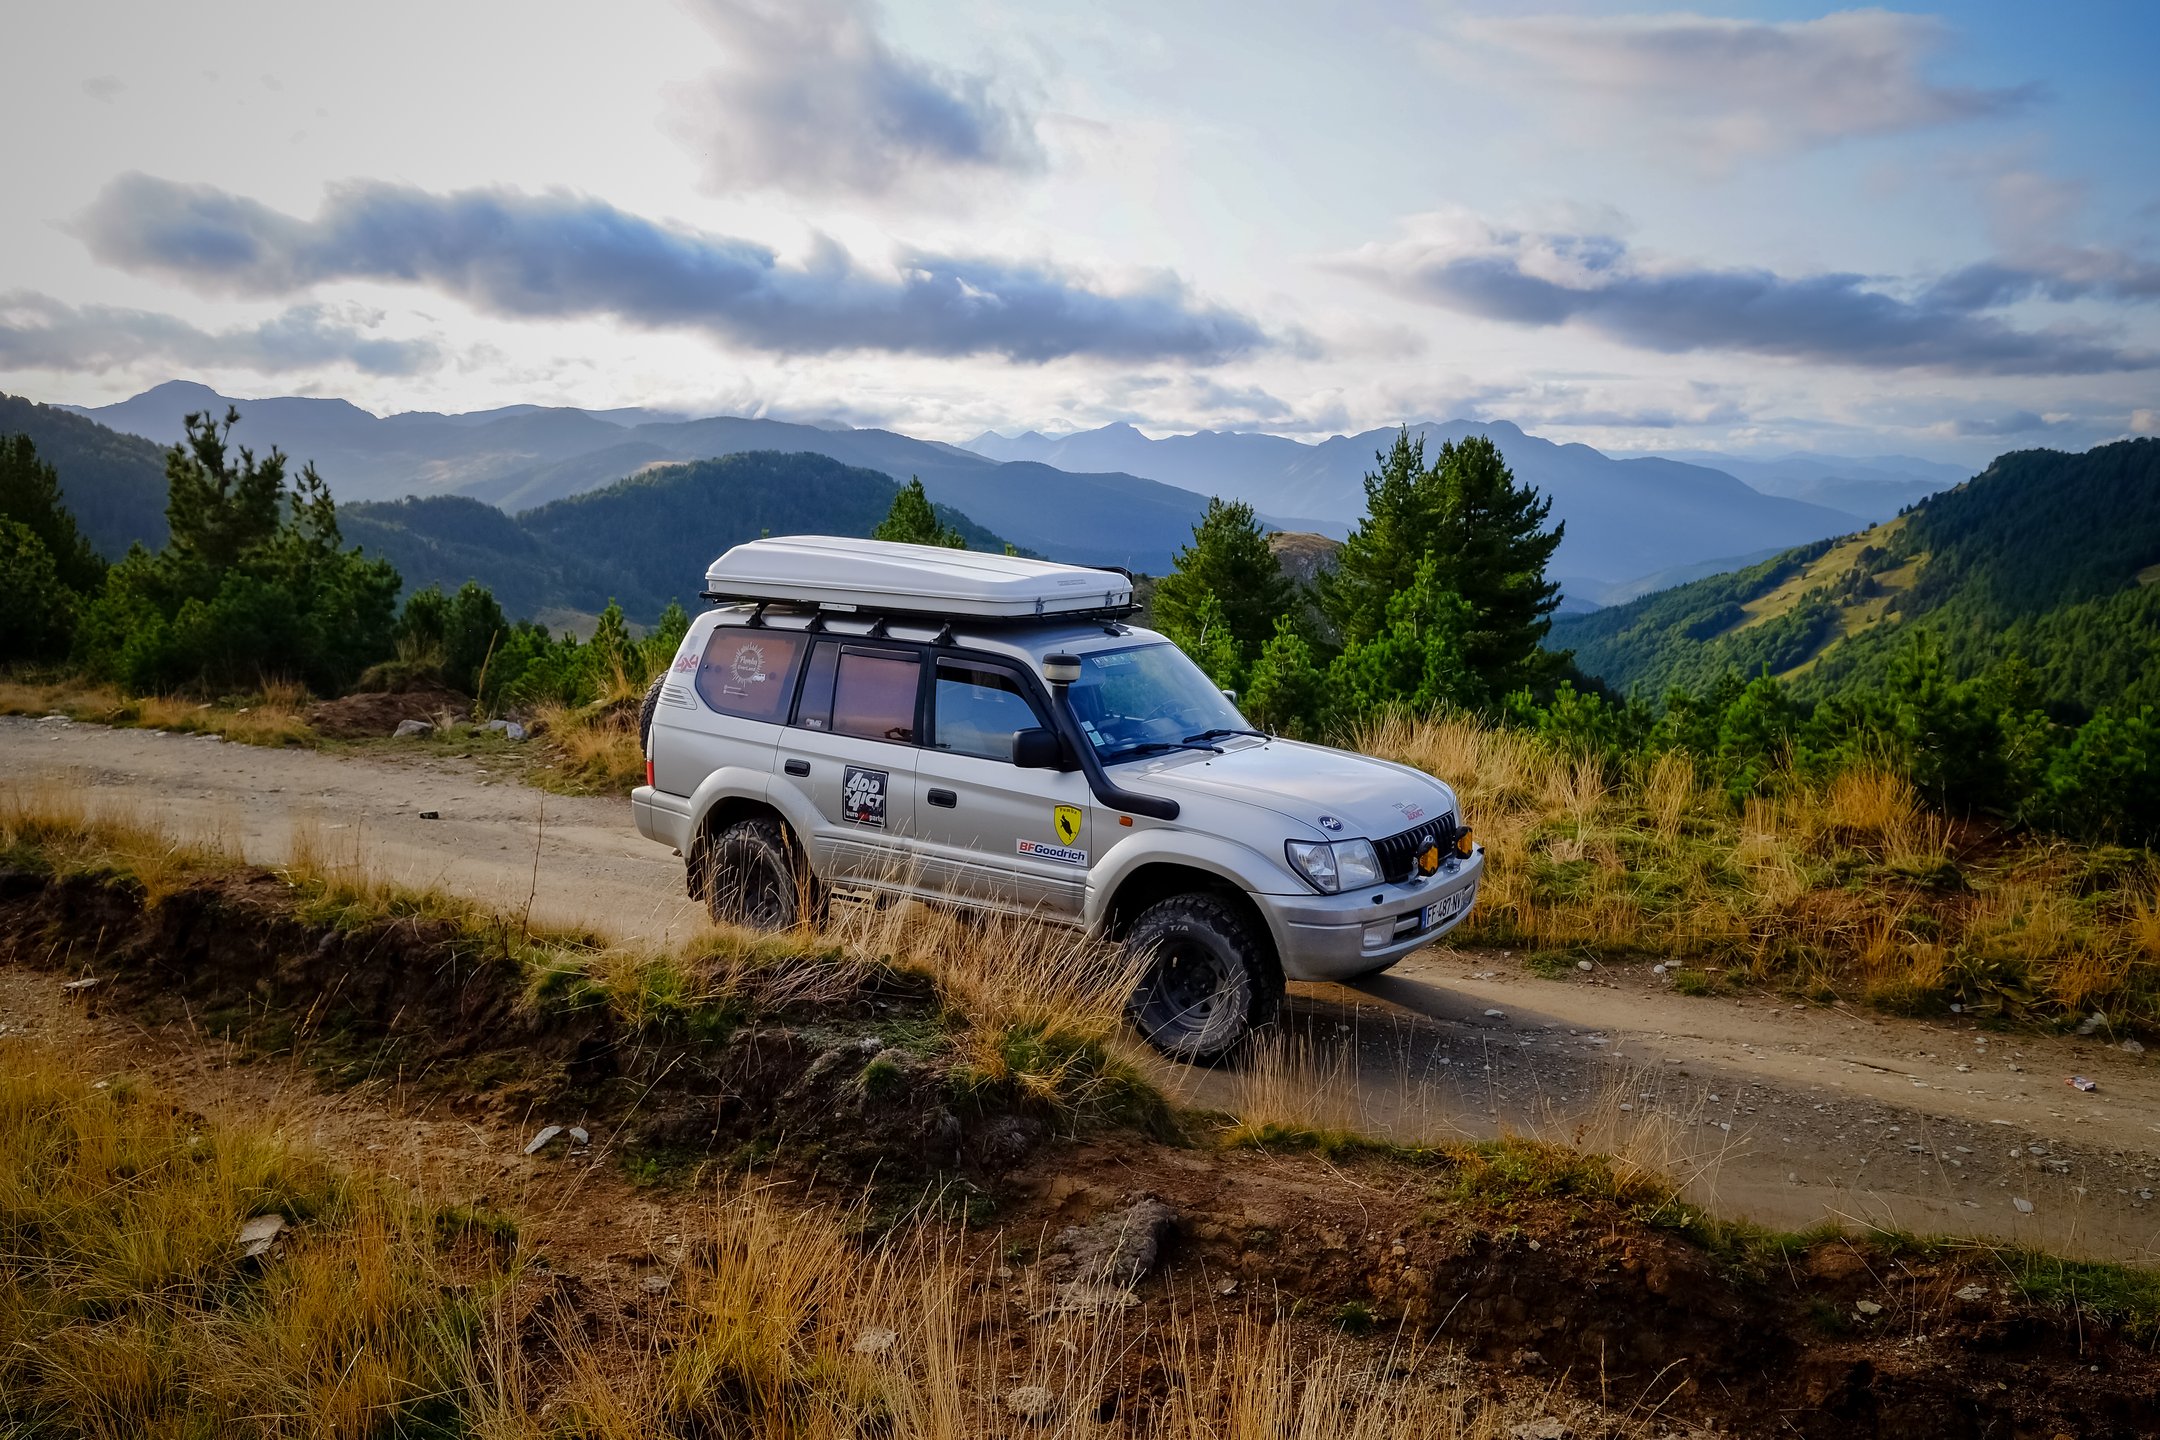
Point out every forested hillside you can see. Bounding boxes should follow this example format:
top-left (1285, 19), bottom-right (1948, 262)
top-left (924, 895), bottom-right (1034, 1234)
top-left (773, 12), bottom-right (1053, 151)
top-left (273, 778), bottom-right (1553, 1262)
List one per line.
top-left (0, 393), bottom-right (169, 557)
top-left (1552, 440), bottom-right (2160, 717)
top-left (346, 451), bottom-right (1014, 620)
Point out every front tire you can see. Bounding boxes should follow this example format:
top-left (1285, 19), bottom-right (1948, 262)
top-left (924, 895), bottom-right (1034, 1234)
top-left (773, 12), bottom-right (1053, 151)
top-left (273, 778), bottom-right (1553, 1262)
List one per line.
top-left (699, 818), bottom-right (820, 931)
top-left (1123, 892), bottom-right (1282, 1065)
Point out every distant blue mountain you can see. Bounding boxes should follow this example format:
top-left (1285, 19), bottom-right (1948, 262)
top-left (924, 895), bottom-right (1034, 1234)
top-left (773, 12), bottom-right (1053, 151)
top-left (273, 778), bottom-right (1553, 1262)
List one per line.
top-left (970, 420), bottom-right (1875, 589)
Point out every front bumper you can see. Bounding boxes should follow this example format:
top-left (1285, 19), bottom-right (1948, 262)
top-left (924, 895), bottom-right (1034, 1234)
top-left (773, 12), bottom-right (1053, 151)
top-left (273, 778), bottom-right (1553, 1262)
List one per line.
top-left (1256, 846), bottom-right (1484, 982)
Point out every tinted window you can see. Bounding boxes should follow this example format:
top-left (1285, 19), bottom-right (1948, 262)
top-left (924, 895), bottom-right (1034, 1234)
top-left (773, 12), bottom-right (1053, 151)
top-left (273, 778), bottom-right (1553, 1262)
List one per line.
top-left (792, 640), bottom-right (842, 731)
top-left (933, 661), bottom-right (1045, 760)
top-left (695, 627), bottom-right (806, 721)
top-left (830, 648), bottom-right (921, 744)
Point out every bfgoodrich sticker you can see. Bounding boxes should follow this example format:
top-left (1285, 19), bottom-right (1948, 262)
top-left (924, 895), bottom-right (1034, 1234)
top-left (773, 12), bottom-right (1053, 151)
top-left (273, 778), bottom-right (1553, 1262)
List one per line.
top-left (1017, 838), bottom-right (1087, 867)
top-left (842, 766), bottom-right (888, 828)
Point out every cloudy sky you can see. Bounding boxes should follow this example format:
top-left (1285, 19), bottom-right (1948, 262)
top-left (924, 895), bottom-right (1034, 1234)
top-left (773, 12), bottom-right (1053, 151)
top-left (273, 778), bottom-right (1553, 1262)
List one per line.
top-left (6, 0), bottom-right (2156, 459)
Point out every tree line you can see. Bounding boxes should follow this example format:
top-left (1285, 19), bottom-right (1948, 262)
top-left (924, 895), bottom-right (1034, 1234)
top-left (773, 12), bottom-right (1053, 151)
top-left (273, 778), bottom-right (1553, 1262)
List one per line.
top-left (1, 408), bottom-right (682, 712)
top-left (1142, 429), bottom-right (2156, 846)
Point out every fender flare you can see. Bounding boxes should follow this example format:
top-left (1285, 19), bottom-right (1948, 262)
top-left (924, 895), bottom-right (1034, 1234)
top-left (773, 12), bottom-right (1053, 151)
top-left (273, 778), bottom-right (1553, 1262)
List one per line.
top-left (1085, 830), bottom-right (1297, 950)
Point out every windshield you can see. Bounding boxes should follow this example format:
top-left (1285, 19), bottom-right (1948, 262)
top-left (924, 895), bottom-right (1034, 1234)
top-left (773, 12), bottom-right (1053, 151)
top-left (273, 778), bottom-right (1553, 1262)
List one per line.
top-left (1062, 642), bottom-right (1253, 763)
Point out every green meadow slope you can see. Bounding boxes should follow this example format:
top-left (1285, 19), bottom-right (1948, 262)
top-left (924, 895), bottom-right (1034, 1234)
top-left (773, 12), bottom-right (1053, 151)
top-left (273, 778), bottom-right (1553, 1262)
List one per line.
top-left (1550, 439), bottom-right (2160, 716)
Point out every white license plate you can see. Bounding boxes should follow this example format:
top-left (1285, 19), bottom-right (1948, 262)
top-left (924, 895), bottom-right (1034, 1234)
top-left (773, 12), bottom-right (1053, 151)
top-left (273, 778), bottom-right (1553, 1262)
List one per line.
top-left (1424, 889), bottom-right (1472, 928)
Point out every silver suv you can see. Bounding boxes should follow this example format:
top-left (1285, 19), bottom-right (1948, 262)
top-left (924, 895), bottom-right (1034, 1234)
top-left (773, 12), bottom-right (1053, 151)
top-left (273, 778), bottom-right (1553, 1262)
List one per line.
top-left (633, 537), bottom-right (1482, 1062)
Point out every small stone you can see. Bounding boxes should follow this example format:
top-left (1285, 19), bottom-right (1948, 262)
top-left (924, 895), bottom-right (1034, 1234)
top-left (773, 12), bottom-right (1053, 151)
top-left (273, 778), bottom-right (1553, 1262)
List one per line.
top-left (2013, 1197), bottom-right (2035, 1214)
top-left (859, 1036), bottom-right (885, 1055)
top-left (523, 1125), bottom-right (564, 1156)
top-left (484, 718), bottom-right (529, 742)
top-left (237, 1214), bottom-right (286, 1258)
top-left (1054, 1197), bottom-right (1176, 1287)
top-left (1651, 964), bottom-right (1667, 976)
top-left (1484, 1008), bottom-right (1506, 1019)
top-left (393, 719), bottom-right (434, 739)
top-left (1041, 1282), bottom-right (1139, 1317)
top-left (1216, 1278), bottom-right (1239, 1296)
top-left (642, 1274), bottom-right (673, 1295)
top-left (1576, 960), bottom-right (1593, 972)
top-left (1527, 1238), bottom-right (1541, 1251)
top-left (852, 1326), bottom-right (898, 1355)
top-left (1003, 1385), bottom-right (1057, 1422)
top-left (568, 1126), bottom-right (591, 1146)
top-left (1854, 1299), bottom-right (1882, 1317)
top-left (60, 976), bottom-right (101, 993)
top-left (2122, 1039), bottom-right (2146, 1056)
top-left (2075, 1011), bottom-right (2105, 1036)
top-left (1955, 1283), bottom-right (1988, 1301)
top-left (1509, 1420), bottom-right (1568, 1440)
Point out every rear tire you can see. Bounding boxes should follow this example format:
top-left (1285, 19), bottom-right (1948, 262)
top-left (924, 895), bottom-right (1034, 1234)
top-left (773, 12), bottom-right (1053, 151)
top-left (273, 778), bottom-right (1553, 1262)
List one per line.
top-left (1123, 892), bottom-right (1282, 1065)
top-left (698, 818), bottom-right (820, 931)
top-left (638, 676), bottom-right (664, 758)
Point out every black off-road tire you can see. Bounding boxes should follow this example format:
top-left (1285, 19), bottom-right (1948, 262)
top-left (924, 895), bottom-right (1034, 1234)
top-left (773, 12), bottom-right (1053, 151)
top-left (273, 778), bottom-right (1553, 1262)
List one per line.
top-left (638, 676), bottom-right (664, 758)
top-left (1123, 892), bottom-right (1283, 1065)
top-left (698, 817), bottom-right (821, 931)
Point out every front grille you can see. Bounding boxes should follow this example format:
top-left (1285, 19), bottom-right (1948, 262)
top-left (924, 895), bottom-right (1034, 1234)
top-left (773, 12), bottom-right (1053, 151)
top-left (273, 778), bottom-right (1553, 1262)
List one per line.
top-left (1372, 812), bottom-right (1457, 884)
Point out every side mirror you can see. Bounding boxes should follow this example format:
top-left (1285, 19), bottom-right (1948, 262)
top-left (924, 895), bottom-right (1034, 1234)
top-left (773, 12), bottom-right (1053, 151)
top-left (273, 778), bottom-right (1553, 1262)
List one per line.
top-left (1012, 727), bottom-right (1064, 769)
top-left (1221, 688), bottom-right (1238, 703)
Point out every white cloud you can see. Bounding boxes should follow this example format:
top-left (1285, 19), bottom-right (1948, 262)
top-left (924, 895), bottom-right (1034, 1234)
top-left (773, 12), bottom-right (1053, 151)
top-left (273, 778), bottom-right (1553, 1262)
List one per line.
top-left (1453, 9), bottom-right (2033, 165)
top-left (664, 0), bottom-right (1041, 199)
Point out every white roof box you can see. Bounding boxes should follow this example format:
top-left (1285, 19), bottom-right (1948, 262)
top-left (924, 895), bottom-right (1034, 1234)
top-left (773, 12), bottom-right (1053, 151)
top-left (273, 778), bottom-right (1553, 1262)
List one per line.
top-left (703, 535), bottom-right (1135, 620)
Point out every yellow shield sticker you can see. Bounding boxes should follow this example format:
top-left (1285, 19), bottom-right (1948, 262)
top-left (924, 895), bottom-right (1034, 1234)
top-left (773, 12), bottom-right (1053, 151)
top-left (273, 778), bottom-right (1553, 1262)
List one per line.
top-left (1053, 804), bottom-right (1083, 845)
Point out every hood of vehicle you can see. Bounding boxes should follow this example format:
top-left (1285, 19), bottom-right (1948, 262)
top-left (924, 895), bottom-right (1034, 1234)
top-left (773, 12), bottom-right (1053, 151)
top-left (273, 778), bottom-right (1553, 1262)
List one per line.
top-left (1118, 738), bottom-right (1454, 841)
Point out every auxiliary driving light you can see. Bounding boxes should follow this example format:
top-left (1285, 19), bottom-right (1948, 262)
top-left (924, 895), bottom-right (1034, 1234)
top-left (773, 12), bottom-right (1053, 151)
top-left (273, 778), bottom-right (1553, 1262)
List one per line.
top-left (1455, 826), bottom-right (1476, 858)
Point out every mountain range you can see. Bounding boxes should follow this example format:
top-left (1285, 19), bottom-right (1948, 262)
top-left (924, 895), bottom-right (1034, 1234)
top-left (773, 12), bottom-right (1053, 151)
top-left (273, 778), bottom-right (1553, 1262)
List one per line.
top-left (966, 420), bottom-right (1956, 595)
top-left (15, 381), bottom-right (1981, 622)
top-left (60, 381), bottom-right (1284, 575)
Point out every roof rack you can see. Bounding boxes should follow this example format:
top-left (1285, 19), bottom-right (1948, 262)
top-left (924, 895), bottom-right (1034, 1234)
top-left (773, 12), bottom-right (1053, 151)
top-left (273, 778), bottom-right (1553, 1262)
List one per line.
top-left (700, 535), bottom-right (1137, 622)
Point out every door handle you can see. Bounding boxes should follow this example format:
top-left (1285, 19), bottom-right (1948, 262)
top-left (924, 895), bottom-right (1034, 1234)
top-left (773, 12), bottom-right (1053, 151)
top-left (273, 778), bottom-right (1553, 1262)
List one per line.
top-left (783, 758), bottom-right (810, 777)
top-left (927, 788), bottom-right (957, 808)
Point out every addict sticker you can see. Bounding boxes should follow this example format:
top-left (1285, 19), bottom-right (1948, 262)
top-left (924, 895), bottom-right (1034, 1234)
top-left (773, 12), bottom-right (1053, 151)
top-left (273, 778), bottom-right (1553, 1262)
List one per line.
top-left (1018, 838), bottom-right (1088, 867)
top-left (841, 766), bottom-right (888, 828)
top-left (1053, 804), bottom-right (1083, 845)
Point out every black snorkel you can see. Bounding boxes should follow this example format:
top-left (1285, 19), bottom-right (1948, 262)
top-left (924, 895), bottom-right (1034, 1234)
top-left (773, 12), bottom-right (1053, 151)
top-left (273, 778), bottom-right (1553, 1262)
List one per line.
top-left (1041, 652), bottom-right (1180, 822)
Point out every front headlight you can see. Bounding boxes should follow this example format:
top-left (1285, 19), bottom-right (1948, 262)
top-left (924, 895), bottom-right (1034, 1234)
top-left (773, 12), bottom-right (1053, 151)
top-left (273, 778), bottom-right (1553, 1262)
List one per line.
top-left (1334, 838), bottom-right (1383, 888)
top-left (1285, 839), bottom-right (1338, 893)
top-left (1285, 837), bottom-right (1383, 894)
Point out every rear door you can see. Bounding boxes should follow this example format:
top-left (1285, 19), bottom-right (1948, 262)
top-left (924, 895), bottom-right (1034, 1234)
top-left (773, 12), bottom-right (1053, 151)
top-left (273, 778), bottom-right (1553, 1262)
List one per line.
top-left (912, 655), bottom-right (1092, 917)
top-left (776, 639), bottom-right (923, 886)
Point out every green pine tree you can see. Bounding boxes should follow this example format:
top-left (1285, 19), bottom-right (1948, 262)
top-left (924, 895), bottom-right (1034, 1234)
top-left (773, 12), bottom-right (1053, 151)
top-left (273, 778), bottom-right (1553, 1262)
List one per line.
top-left (1151, 497), bottom-right (1296, 663)
top-left (0, 434), bottom-right (105, 596)
top-left (1244, 615), bottom-right (1324, 735)
top-left (874, 476), bottom-right (965, 547)
top-left (1321, 428), bottom-right (1563, 701)
top-left (1325, 555), bottom-right (1479, 725)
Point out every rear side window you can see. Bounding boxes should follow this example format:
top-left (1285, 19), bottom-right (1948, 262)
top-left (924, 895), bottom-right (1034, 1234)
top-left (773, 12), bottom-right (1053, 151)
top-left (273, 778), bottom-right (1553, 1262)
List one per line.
top-left (695, 626), bottom-right (806, 721)
top-left (932, 661), bottom-right (1045, 760)
top-left (795, 641), bottom-right (921, 744)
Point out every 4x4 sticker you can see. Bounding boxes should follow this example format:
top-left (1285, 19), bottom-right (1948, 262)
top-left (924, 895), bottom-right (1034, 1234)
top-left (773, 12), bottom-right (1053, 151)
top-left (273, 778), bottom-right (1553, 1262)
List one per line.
top-left (1053, 804), bottom-right (1083, 845)
top-left (1018, 838), bottom-right (1087, 867)
top-left (842, 765), bottom-right (887, 828)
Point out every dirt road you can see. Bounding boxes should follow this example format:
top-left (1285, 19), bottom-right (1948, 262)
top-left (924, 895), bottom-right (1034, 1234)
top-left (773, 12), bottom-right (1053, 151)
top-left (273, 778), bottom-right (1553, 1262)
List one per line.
top-left (4, 715), bottom-right (2155, 1262)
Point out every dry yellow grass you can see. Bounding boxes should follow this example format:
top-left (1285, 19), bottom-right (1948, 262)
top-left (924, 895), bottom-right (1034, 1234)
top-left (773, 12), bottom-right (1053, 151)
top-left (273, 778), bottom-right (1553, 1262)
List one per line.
top-left (0, 1043), bottom-right (1694, 1439)
top-left (0, 1042), bottom-right (482, 1438)
top-left (0, 676), bottom-right (317, 747)
top-left (1359, 715), bottom-right (2160, 1027)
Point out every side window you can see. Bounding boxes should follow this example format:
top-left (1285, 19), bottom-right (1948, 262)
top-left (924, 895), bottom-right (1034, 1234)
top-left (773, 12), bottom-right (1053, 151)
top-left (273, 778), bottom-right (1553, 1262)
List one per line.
top-left (814, 646), bottom-right (921, 744)
top-left (932, 661), bottom-right (1046, 761)
top-left (695, 626), bottom-right (806, 722)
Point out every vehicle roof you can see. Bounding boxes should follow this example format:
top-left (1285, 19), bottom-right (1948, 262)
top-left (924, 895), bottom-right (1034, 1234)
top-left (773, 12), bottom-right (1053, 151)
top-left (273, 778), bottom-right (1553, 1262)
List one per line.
top-left (703, 535), bottom-right (1133, 620)
top-left (697, 604), bottom-right (1166, 666)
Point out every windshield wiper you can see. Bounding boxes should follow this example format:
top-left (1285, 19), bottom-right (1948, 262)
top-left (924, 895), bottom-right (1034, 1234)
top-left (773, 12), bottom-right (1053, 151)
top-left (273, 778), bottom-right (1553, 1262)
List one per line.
top-left (1185, 727), bottom-right (1268, 743)
top-left (1105, 738), bottom-right (1223, 761)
